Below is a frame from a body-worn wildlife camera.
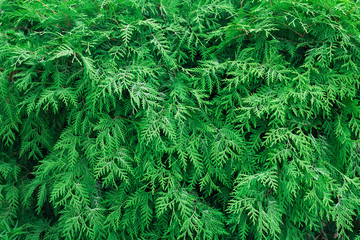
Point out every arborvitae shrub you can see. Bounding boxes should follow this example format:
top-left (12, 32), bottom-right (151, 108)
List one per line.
top-left (1, 0), bottom-right (360, 239)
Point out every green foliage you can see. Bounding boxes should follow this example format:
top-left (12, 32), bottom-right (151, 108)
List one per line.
top-left (1, 0), bottom-right (360, 239)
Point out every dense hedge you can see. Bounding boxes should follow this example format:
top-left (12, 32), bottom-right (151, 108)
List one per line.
top-left (1, 0), bottom-right (360, 239)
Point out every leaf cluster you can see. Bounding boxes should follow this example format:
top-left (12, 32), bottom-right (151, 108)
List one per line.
top-left (1, 0), bottom-right (360, 239)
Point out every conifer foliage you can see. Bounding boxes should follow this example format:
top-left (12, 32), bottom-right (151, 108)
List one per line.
top-left (1, 0), bottom-right (360, 239)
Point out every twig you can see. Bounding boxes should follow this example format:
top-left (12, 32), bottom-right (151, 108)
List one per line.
top-left (36, 0), bottom-right (57, 15)
top-left (324, 2), bottom-right (332, 14)
top-left (92, 0), bottom-right (100, 12)
top-left (17, 164), bottom-right (35, 180)
top-left (158, 4), bottom-right (166, 21)
top-left (62, 12), bottom-right (71, 27)
top-left (54, 24), bottom-right (67, 31)
top-left (113, 19), bottom-right (121, 28)
top-left (20, 172), bottom-right (36, 180)
top-left (283, 23), bottom-right (304, 38)
top-left (236, 27), bottom-right (247, 33)
top-left (345, 6), bottom-right (357, 16)
top-left (34, 10), bottom-right (45, 18)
